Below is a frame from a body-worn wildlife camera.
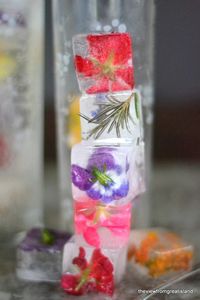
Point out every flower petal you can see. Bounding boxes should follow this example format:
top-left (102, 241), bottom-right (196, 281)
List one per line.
top-left (61, 274), bottom-right (83, 295)
top-left (74, 55), bottom-right (99, 77)
top-left (87, 33), bottom-right (132, 65)
top-left (83, 227), bottom-right (100, 248)
top-left (113, 181), bottom-right (129, 199)
top-left (86, 76), bottom-right (110, 94)
top-left (112, 67), bottom-right (134, 91)
top-left (71, 164), bottom-right (93, 191)
top-left (87, 150), bottom-right (115, 171)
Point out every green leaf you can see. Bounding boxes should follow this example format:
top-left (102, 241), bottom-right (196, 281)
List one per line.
top-left (41, 229), bottom-right (55, 245)
top-left (134, 92), bottom-right (140, 119)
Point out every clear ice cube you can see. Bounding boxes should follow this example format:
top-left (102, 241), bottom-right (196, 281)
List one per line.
top-left (79, 90), bottom-right (142, 144)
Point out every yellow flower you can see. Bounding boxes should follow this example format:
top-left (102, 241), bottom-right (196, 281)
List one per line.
top-left (0, 53), bottom-right (16, 80)
top-left (67, 96), bottom-right (81, 147)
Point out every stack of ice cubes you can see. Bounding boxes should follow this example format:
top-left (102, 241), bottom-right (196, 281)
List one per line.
top-left (61, 32), bottom-right (146, 296)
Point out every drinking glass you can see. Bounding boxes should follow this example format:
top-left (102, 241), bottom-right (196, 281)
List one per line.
top-left (53, 0), bottom-right (155, 231)
top-left (0, 0), bottom-right (44, 242)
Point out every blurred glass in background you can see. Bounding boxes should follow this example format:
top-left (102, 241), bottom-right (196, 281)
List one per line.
top-left (0, 0), bottom-right (44, 243)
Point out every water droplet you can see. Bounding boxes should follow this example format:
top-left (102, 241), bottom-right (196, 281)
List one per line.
top-left (57, 53), bottom-right (62, 61)
top-left (63, 54), bottom-right (70, 65)
top-left (103, 25), bottom-right (112, 32)
top-left (112, 19), bottom-right (119, 27)
top-left (146, 111), bottom-right (153, 125)
top-left (96, 23), bottom-right (102, 31)
top-left (118, 24), bottom-right (127, 33)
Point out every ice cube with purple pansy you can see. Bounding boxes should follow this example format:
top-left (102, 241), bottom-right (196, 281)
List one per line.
top-left (16, 228), bottom-right (71, 282)
top-left (71, 142), bottom-right (143, 205)
top-left (79, 90), bottom-right (142, 144)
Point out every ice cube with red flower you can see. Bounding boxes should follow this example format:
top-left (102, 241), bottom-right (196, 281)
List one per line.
top-left (74, 199), bottom-right (132, 249)
top-left (73, 33), bottom-right (134, 94)
top-left (62, 236), bottom-right (127, 295)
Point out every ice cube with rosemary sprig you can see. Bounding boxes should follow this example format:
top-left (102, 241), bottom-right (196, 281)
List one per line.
top-left (79, 90), bottom-right (142, 144)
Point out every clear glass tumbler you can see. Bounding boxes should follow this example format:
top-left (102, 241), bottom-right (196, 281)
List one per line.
top-left (53, 0), bottom-right (155, 231)
top-left (0, 0), bottom-right (44, 241)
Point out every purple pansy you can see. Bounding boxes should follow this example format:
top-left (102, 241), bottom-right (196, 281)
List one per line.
top-left (18, 228), bottom-right (71, 252)
top-left (87, 148), bottom-right (116, 171)
top-left (71, 164), bottom-right (93, 191)
top-left (71, 148), bottom-right (129, 203)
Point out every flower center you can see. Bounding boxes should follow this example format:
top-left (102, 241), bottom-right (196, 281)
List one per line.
top-left (41, 229), bottom-right (55, 245)
top-left (91, 51), bottom-right (118, 81)
top-left (93, 205), bottom-right (110, 224)
top-left (92, 166), bottom-right (114, 187)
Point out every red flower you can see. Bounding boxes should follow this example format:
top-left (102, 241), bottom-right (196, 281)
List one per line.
top-left (72, 247), bottom-right (88, 270)
top-left (83, 226), bottom-right (100, 248)
top-left (90, 249), bottom-right (114, 296)
top-left (91, 249), bottom-right (114, 278)
top-left (74, 33), bottom-right (134, 94)
top-left (61, 274), bottom-right (84, 296)
top-left (61, 247), bottom-right (114, 296)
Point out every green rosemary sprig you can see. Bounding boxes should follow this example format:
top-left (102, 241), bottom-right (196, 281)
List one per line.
top-left (134, 91), bottom-right (140, 119)
top-left (79, 92), bottom-right (139, 139)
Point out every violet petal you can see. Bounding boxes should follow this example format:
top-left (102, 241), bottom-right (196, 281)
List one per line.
top-left (87, 150), bottom-right (115, 172)
top-left (113, 182), bottom-right (129, 199)
top-left (18, 228), bottom-right (71, 252)
top-left (101, 194), bottom-right (113, 204)
top-left (87, 188), bottom-right (101, 200)
top-left (71, 164), bottom-right (93, 191)
top-left (115, 164), bottom-right (123, 175)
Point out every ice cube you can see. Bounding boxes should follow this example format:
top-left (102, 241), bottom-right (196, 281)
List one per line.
top-left (127, 229), bottom-right (194, 279)
top-left (79, 90), bottom-right (142, 144)
top-left (71, 142), bottom-right (143, 205)
top-left (73, 33), bottom-right (134, 94)
top-left (74, 200), bottom-right (132, 248)
top-left (16, 228), bottom-right (71, 282)
top-left (62, 236), bottom-right (127, 288)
